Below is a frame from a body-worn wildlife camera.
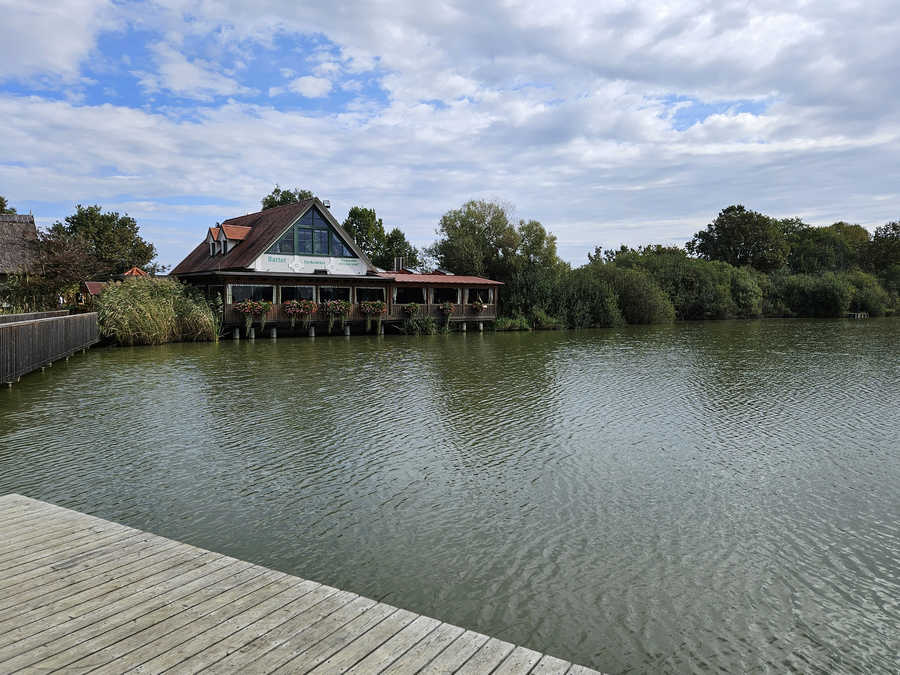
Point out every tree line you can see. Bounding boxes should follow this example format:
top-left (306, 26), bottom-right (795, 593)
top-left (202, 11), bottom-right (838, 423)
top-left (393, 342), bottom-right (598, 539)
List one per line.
top-left (425, 201), bottom-right (899, 326)
top-left (3, 189), bottom-right (898, 325)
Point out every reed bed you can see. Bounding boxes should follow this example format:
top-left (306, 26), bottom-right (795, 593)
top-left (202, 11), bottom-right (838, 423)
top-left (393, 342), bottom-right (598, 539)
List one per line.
top-left (97, 277), bottom-right (218, 345)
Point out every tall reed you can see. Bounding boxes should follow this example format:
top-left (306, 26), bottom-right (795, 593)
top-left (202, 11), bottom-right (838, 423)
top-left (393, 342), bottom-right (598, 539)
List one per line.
top-left (97, 277), bottom-right (218, 345)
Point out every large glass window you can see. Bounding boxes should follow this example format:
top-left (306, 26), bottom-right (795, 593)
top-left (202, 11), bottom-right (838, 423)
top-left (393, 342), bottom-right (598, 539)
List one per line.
top-left (432, 287), bottom-right (459, 303)
top-left (297, 229), bottom-right (313, 254)
top-left (265, 206), bottom-right (357, 258)
top-left (319, 286), bottom-right (351, 302)
top-left (469, 288), bottom-right (492, 303)
top-left (231, 285), bottom-right (274, 302)
top-left (272, 231), bottom-right (294, 254)
top-left (281, 286), bottom-right (314, 301)
top-left (395, 287), bottom-right (425, 304)
top-left (356, 287), bottom-right (385, 302)
top-left (313, 230), bottom-right (329, 255)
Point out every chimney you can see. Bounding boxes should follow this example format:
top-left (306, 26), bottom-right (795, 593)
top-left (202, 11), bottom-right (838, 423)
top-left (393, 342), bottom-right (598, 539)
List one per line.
top-left (393, 256), bottom-right (405, 272)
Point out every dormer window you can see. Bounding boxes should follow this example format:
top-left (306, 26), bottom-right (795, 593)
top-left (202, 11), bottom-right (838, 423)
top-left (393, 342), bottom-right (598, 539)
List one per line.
top-left (209, 242), bottom-right (215, 257)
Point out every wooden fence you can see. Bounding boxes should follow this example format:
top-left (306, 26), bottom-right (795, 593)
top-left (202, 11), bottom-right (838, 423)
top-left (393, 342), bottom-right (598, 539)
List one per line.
top-left (0, 313), bottom-right (99, 385)
top-left (0, 310), bottom-right (69, 325)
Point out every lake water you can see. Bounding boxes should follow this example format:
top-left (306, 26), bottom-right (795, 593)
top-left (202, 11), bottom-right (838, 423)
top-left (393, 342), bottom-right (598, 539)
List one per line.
top-left (1, 319), bottom-right (898, 673)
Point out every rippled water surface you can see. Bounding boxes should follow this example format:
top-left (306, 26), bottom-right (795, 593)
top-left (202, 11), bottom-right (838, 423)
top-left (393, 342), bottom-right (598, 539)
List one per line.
top-left (1, 319), bottom-right (898, 672)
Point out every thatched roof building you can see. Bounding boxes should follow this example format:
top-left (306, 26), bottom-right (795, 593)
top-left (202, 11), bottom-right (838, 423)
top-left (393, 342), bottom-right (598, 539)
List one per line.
top-left (0, 214), bottom-right (39, 281)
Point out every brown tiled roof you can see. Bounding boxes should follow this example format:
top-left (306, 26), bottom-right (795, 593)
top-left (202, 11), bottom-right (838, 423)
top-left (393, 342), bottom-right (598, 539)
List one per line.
top-left (377, 272), bottom-right (503, 286)
top-left (172, 200), bottom-right (317, 276)
top-left (84, 281), bottom-right (107, 296)
top-left (221, 225), bottom-right (251, 240)
top-left (208, 227), bottom-right (219, 240)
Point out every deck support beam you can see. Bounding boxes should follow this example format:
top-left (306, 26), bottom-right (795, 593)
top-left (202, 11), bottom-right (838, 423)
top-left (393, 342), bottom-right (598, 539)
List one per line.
top-left (308, 326), bottom-right (316, 338)
top-left (270, 327), bottom-right (277, 339)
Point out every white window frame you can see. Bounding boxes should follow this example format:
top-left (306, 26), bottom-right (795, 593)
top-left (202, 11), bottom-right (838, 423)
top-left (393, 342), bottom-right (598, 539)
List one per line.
top-left (228, 283), bottom-right (275, 304)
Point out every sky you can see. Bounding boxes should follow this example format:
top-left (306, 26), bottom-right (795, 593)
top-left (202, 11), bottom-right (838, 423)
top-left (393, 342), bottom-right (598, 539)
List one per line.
top-left (1, 0), bottom-right (899, 268)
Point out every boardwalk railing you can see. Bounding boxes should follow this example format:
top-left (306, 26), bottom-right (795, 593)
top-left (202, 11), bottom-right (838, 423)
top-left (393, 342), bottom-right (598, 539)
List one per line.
top-left (0, 313), bottom-right (99, 385)
top-left (0, 309), bottom-right (69, 325)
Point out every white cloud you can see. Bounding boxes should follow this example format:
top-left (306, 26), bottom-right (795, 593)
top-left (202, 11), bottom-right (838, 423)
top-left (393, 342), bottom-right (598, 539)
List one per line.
top-left (287, 75), bottom-right (333, 98)
top-left (0, 0), bottom-right (116, 82)
top-left (2, 1), bottom-right (900, 267)
top-left (134, 43), bottom-right (254, 100)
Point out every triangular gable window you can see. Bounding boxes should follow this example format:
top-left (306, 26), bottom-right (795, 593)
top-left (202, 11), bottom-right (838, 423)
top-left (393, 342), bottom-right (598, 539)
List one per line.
top-left (266, 206), bottom-right (356, 258)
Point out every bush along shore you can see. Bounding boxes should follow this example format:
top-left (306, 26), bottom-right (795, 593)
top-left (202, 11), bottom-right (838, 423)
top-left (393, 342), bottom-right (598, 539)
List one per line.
top-left (447, 203), bottom-right (900, 330)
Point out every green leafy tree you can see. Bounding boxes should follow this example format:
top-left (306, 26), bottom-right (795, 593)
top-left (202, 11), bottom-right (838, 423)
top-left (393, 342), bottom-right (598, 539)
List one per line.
top-left (686, 205), bottom-right (790, 272)
top-left (868, 221), bottom-right (900, 273)
top-left (50, 205), bottom-right (159, 275)
top-left (0, 196), bottom-right (15, 214)
top-left (3, 230), bottom-right (105, 309)
top-left (342, 207), bottom-right (385, 261)
top-left (787, 221), bottom-right (871, 273)
top-left (261, 185), bottom-right (315, 210)
top-left (504, 219), bottom-right (569, 317)
top-left (375, 227), bottom-right (421, 270)
top-left (428, 200), bottom-right (520, 280)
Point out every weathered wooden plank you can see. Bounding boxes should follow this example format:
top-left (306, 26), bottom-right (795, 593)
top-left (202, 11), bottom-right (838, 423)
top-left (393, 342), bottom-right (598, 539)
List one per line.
top-left (455, 637), bottom-right (517, 674)
top-left (0, 519), bottom-right (131, 561)
top-left (382, 622), bottom-right (466, 674)
top-left (65, 565), bottom-right (278, 674)
top-left (203, 589), bottom-right (360, 673)
top-left (0, 550), bottom-right (228, 654)
top-left (344, 614), bottom-right (442, 674)
top-left (0, 496), bottom-right (602, 675)
top-left (0, 556), bottom-right (245, 672)
top-left (493, 645), bottom-right (546, 674)
top-left (419, 630), bottom-right (490, 674)
top-left (0, 536), bottom-right (184, 619)
top-left (0, 526), bottom-right (137, 576)
top-left (305, 607), bottom-right (418, 673)
top-left (133, 579), bottom-right (327, 673)
top-left (131, 578), bottom-right (319, 673)
top-left (30, 567), bottom-right (287, 673)
top-left (530, 653), bottom-right (576, 674)
top-left (0, 531), bottom-right (154, 599)
top-left (270, 602), bottom-right (399, 673)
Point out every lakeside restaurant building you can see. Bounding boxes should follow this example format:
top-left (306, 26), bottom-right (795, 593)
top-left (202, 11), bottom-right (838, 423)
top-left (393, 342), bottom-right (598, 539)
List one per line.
top-left (171, 199), bottom-right (501, 331)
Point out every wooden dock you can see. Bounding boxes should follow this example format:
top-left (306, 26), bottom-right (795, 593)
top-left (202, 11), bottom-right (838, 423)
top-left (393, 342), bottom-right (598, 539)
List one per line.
top-left (0, 495), bottom-right (601, 674)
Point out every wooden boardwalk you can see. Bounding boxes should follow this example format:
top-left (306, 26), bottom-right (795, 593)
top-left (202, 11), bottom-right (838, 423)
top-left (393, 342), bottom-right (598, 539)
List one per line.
top-left (0, 313), bottom-right (99, 385)
top-left (0, 495), bottom-right (601, 674)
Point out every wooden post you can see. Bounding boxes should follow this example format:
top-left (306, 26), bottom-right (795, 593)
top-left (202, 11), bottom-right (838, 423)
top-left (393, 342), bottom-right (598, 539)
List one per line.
top-left (461, 322), bottom-right (467, 333)
top-left (344, 325), bottom-right (351, 336)
top-left (270, 327), bottom-right (277, 339)
top-left (249, 327), bottom-right (255, 340)
top-left (308, 326), bottom-right (316, 338)
top-left (478, 321), bottom-right (484, 332)
top-left (233, 327), bottom-right (240, 340)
